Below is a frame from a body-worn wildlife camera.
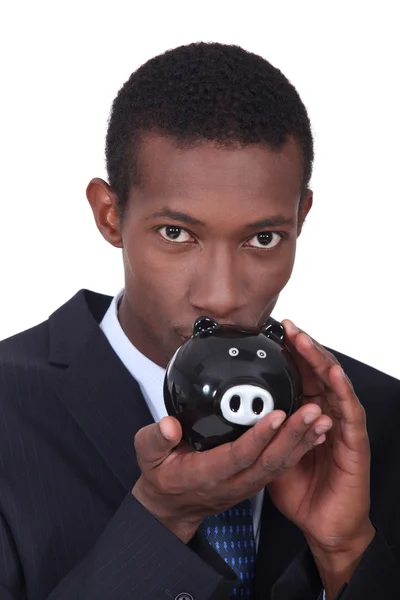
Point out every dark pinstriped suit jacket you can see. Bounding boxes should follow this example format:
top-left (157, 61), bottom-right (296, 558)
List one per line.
top-left (1, 289), bottom-right (400, 600)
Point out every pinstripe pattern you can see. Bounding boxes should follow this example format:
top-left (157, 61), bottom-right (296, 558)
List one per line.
top-left (1, 289), bottom-right (400, 599)
top-left (0, 291), bottom-right (235, 599)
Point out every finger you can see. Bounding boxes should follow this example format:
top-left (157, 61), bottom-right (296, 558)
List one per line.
top-left (281, 318), bottom-right (300, 340)
top-left (283, 321), bottom-right (366, 434)
top-left (255, 410), bottom-right (331, 473)
top-left (275, 414), bottom-right (333, 469)
top-left (134, 417), bottom-right (183, 468)
top-left (283, 319), bottom-right (337, 368)
top-left (230, 404), bottom-right (326, 485)
top-left (290, 332), bottom-right (368, 445)
top-left (197, 409), bottom-right (288, 481)
top-left (289, 330), bottom-right (352, 418)
top-left (282, 319), bottom-right (325, 398)
top-left (283, 319), bottom-right (336, 362)
top-left (329, 365), bottom-right (369, 450)
top-left (291, 329), bottom-right (339, 391)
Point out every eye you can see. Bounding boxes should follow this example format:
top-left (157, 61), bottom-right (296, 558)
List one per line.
top-left (229, 347), bottom-right (239, 356)
top-left (245, 232), bottom-right (283, 250)
top-left (157, 226), bottom-right (194, 243)
top-left (257, 349), bottom-right (267, 358)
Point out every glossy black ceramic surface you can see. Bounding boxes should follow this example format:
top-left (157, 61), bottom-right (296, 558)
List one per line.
top-left (164, 316), bottom-right (303, 451)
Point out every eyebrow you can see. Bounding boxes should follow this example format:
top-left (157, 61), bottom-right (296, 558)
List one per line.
top-left (146, 209), bottom-right (205, 227)
top-left (245, 216), bottom-right (295, 230)
top-left (146, 208), bottom-right (295, 229)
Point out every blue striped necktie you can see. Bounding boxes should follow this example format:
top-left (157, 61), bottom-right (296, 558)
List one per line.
top-left (199, 498), bottom-right (256, 597)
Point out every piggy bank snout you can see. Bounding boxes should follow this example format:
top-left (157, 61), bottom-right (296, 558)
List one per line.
top-left (220, 384), bottom-right (274, 426)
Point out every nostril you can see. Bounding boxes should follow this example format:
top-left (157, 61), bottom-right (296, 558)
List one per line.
top-left (229, 395), bottom-right (241, 412)
top-left (252, 397), bottom-right (264, 415)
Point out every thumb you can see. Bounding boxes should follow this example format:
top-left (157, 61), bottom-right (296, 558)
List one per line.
top-left (134, 416), bottom-right (183, 467)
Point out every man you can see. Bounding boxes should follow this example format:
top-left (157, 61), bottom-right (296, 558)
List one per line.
top-left (0, 42), bottom-right (399, 600)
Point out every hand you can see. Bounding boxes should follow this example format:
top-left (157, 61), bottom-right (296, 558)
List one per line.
top-left (267, 320), bottom-right (375, 597)
top-left (132, 401), bottom-right (331, 543)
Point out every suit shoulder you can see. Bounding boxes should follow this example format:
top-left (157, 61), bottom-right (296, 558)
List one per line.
top-left (329, 347), bottom-right (400, 405)
top-left (0, 320), bottom-right (54, 431)
top-left (0, 288), bottom-right (109, 368)
top-left (0, 319), bottom-right (49, 365)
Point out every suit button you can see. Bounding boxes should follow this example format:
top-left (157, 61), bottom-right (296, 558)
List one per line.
top-left (174, 594), bottom-right (194, 600)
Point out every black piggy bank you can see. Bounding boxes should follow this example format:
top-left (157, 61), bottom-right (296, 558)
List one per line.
top-left (164, 316), bottom-right (303, 451)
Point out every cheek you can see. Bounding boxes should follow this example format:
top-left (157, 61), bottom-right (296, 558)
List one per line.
top-left (272, 247), bottom-right (296, 283)
top-left (123, 241), bottom-right (190, 303)
top-left (123, 230), bottom-right (297, 306)
top-left (246, 243), bottom-right (296, 291)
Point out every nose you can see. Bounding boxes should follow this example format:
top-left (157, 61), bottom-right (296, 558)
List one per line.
top-left (189, 246), bottom-right (247, 320)
top-left (220, 384), bottom-right (274, 426)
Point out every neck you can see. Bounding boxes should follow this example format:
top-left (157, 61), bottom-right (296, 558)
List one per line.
top-left (117, 293), bottom-right (169, 368)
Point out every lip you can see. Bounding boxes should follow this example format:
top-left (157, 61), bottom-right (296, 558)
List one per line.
top-left (178, 324), bottom-right (237, 339)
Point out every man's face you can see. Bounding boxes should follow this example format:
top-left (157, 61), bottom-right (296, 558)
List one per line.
top-left (91, 133), bottom-right (311, 368)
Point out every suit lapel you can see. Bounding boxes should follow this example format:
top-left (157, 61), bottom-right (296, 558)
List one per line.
top-left (252, 489), bottom-right (309, 598)
top-left (48, 289), bottom-right (154, 492)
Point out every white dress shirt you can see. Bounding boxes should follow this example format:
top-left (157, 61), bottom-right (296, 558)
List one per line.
top-left (99, 289), bottom-right (264, 550)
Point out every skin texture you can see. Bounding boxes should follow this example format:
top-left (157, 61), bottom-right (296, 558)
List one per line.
top-left (88, 133), bottom-right (310, 368)
top-left (87, 132), bottom-right (374, 600)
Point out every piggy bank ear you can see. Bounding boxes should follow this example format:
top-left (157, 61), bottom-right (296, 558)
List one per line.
top-left (192, 316), bottom-right (220, 336)
top-left (261, 317), bottom-right (285, 344)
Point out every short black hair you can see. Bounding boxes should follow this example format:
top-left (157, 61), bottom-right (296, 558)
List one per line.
top-left (106, 42), bottom-right (314, 218)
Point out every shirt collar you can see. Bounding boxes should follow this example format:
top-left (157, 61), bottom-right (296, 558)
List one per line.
top-left (99, 289), bottom-right (167, 422)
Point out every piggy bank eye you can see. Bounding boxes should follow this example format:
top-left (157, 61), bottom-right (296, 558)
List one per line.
top-left (257, 350), bottom-right (267, 359)
top-left (229, 347), bottom-right (239, 357)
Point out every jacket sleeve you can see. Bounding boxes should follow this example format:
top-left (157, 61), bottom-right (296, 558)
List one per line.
top-left (47, 494), bottom-right (237, 600)
top-left (335, 529), bottom-right (400, 599)
top-left (0, 514), bottom-right (24, 600)
top-left (271, 530), bottom-right (400, 600)
top-left (0, 494), bottom-right (236, 600)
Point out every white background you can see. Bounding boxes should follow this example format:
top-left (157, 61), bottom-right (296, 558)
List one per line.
top-left (1, 1), bottom-right (399, 379)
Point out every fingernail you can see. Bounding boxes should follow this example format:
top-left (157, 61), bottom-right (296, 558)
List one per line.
top-left (160, 419), bottom-right (176, 441)
top-left (314, 434), bottom-right (326, 446)
top-left (271, 415), bottom-right (286, 429)
top-left (303, 411), bottom-right (320, 425)
top-left (314, 424), bottom-right (330, 435)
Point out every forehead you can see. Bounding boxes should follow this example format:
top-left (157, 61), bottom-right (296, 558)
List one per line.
top-left (131, 133), bottom-right (304, 215)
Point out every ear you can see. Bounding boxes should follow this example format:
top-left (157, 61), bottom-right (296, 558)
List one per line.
top-left (86, 178), bottom-right (122, 248)
top-left (261, 317), bottom-right (285, 344)
top-left (192, 316), bottom-right (220, 336)
top-left (297, 189), bottom-right (313, 236)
